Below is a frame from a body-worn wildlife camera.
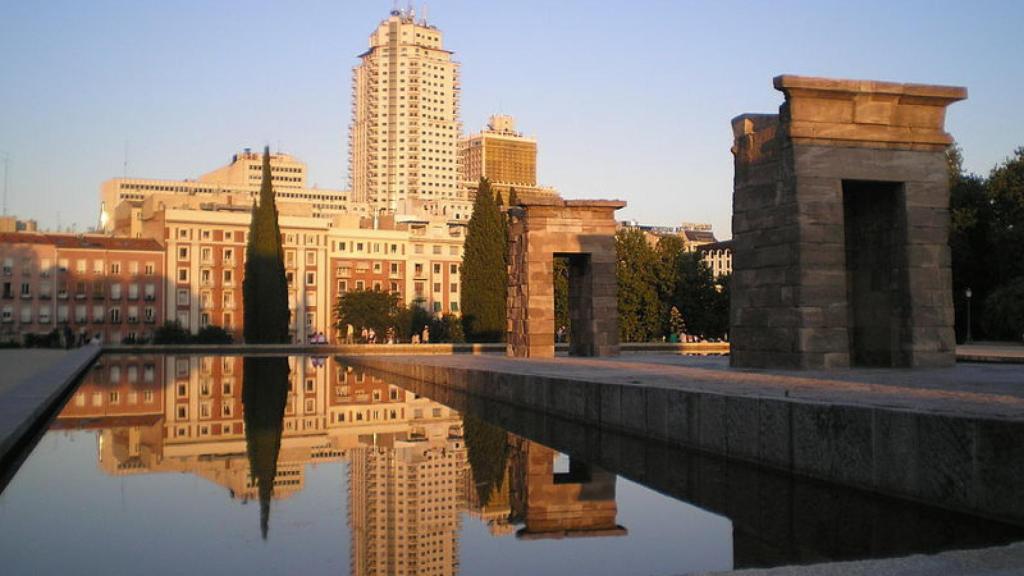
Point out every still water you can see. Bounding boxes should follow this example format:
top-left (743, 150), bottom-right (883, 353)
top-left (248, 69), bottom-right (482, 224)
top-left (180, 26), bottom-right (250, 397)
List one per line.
top-left (0, 354), bottom-right (1020, 575)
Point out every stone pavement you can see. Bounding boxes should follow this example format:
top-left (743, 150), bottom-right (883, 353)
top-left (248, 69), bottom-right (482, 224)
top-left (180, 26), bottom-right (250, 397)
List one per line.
top-left (0, 349), bottom-right (70, 396)
top-left (698, 542), bottom-right (1024, 576)
top-left (353, 353), bottom-right (1024, 420)
top-left (959, 341), bottom-right (1024, 363)
top-left (0, 346), bottom-right (101, 478)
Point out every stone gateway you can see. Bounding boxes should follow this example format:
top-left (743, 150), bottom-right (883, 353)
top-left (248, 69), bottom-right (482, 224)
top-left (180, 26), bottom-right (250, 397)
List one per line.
top-left (507, 199), bottom-right (625, 358)
top-left (730, 75), bottom-right (967, 369)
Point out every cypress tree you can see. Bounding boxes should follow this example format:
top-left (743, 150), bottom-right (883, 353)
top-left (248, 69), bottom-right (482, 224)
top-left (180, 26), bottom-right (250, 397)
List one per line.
top-left (243, 146), bottom-right (290, 343)
top-left (461, 177), bottom-right (508, 342)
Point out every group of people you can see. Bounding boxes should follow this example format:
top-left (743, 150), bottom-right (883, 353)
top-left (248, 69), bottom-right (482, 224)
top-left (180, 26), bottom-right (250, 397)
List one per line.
top-left (307, 331), bottom-right (329, 344)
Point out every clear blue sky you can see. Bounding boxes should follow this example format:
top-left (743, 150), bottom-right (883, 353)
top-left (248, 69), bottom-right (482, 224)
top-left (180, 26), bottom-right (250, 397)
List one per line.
top-left (2, 0), bottom-right (1022, 237)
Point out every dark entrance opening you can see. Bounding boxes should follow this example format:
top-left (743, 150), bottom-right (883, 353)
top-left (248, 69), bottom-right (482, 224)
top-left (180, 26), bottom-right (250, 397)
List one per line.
top-left (555, 253), bottom-right (593, 356)
top-left (842, 180), bottom-right (907, 367)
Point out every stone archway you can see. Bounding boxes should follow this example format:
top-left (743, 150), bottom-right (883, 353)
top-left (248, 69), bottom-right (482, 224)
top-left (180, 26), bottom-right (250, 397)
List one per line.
top-left (730, 75), bottom-right (966, 369)
top-left (507, 199), bottom-right (625, 358)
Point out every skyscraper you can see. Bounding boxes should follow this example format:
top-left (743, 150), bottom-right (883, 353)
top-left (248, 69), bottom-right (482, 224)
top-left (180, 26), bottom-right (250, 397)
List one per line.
top-left (349, 8), bottom-right (462, 212)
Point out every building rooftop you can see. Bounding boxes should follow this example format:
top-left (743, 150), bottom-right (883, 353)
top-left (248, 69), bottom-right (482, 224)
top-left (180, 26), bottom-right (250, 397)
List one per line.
top-left (0, 232), bottom-right (163, 252)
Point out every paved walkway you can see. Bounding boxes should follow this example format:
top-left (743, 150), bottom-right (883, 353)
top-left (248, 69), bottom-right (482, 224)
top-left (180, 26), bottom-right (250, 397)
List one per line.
top-left (0, 346), bottom-right (101, 473)
top-left (347, 353), bottom-right (1024, 421)
top-left (699, 542), bottom-right (1024, 576)
top-left (0, 349), bottom-right (71, 396)
top-left (958, 341), bottom-right (1024, 363)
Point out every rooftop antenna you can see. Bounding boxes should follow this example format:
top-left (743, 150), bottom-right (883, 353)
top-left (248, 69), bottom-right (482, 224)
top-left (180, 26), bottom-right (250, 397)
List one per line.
top-left (0, 151), bottom-right (8, 216)
top-left (422, 3), bottom-right (428, 24)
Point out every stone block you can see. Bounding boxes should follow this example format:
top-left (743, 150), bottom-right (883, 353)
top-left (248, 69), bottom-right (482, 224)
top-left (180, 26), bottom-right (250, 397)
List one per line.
top-left (916, 415), bottom-right (974, 510)
top-left (698, 394), bottom-right (727, 453)
top-left (872, 409), bottom-right (919, 495)
top-left (974, 420), bottom-right (1024, 521)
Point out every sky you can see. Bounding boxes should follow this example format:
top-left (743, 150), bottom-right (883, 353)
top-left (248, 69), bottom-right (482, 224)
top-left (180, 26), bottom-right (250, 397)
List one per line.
top-left (1, 0), bottom-right (1023, 237)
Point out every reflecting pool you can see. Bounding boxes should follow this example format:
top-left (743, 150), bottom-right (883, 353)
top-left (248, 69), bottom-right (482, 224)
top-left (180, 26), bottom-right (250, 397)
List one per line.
top-left (0, 354), bottom-right (1020, 575)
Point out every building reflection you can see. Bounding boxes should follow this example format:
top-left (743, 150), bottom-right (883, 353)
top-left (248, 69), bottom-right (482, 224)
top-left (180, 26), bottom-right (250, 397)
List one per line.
top-left (54, 355), bottom-right (625, 575)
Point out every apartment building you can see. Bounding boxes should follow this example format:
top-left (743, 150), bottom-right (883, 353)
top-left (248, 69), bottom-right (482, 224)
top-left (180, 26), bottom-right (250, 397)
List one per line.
top-left (100, 149), bottom-right (362, 233)
top-left (112, 192), bottom-right (463, 342)
top-left (459, 115), bottom-right (558, 203)
top-left (0, 233), bottom-right (165, 344)
top-left (349, 8), bottom-right (463, 210)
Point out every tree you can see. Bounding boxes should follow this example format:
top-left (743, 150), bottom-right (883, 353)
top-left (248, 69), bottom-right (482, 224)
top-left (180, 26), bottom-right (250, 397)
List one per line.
top-left (243, 146), bottom-right (290, 344)
top-left (336, 289), bottom-right (400, 341)
top-left (982, 278), bottom-right (1024, 341)
top-left (553, 257), bottom-right (569, 337)
top-left (194, 325), bottom-right (234, 344)
top-left (654, 235), bottom-right (685, 338)
top-left (461, 178), bottom-right (508, 342)
top-left (671, 251), bottom-right (720, 339)
top-left (615, 228), bottom-right (661, 342)
top-left (986, 147), bottom-right (1024, 286)
top-left (948, 144), bottom-right (995, 342)
top-left (153, 321), bottom-right (191, 344)
top-left (430, 313), bottom-right (466, 343)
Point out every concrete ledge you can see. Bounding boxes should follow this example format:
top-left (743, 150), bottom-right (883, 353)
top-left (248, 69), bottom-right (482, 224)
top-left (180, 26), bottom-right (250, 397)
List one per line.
top-left (0, 345), bottom-right (101, 480)
top-left (101, 341), bottom-right (730, 356)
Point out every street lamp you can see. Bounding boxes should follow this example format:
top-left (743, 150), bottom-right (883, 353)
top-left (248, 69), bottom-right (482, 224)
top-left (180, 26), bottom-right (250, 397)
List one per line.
top-left (965, 287), bottom-right (973, 344)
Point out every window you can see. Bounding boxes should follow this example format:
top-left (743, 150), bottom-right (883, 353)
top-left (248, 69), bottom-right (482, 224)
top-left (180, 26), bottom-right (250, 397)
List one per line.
top-left (355, 280), bottom-right (364, 290)
top-left (177, 268), bottom-right (188, 283)
top-left (144, 263), bottom-right (155, 276)
top-left (92, 305), bottom-right (104, 322)
top-left (450, 283), bottom-right (458, 293)
top-left (76, 260), bottom-right (86, 273)
top-left (128, 261), bottom-right (139, 275)
top-left (200, 247), bottom-right (212, 263)
top-left (414, 244), bottom-right (424, 254)
top-left (144, 283), bottom-right (155, 300)
top-left (177, 247), bottom-right (189, 260)
top-left (127, 283), bottom-right (139, 299)
top-left (449, 246), bottom-right (459, 256)
top-left (433, 245), bottom-right (442, 255)
top-left (223, 269), bottom-right (233, 285)
top-left (305, 250), bottom-right (316, 265)
top-left (433, 264), bottom-right (441, 274)
top-left (92, 260), bottom-right (103, 274)
top-left (200, 269), bottom-right (212, 286)
top-left (109, 308), bottom-right (121, 323)
top-left (306, 271), bottom-right (316, 286)
top-left (109, 283), bottom-right (121, 299)
top-left (338, 280), bottom-right (347, 293)
top-left (414, 263), bottom-right (423, 276)
top-left (20, 307), bottom-right (32, 323)
top-left (450, 264), bottom-right (458, 275)
top-left (176, 289), bottom-right (189, 306)
top-left (109, 262), bottom-right (121, 274)
top-left (390, 263), bottom-right (399, 275)
top-left (223, 248), bottom-right (234, 263)
top-left (433, 282), bottom-right (441, 293)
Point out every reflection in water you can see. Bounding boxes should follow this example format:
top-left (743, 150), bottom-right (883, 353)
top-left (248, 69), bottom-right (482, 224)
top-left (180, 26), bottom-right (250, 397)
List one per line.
top-left (241, 356), bottom-right (290, 539)
top-left (37, 354), bottom-right (1024, 575)
top-left (51, 355), bottom-right (623, 575)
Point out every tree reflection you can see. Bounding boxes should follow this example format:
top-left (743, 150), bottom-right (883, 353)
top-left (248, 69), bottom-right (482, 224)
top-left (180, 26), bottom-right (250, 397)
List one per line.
top-left (463, 413), bottom-right (510, 505)
top-left (241, 356), bottom-right (291, 540)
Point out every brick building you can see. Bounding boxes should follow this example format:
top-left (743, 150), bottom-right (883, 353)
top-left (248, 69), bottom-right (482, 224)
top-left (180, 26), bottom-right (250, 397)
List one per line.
top-left (0, 233), bottom-right (165, 344)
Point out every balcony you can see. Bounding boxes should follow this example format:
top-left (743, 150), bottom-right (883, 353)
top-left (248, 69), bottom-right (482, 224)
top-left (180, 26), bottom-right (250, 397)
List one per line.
top-left (144, 294), bottom-right (156, 302)
top-left (143, 317), bottom-right (156, 324)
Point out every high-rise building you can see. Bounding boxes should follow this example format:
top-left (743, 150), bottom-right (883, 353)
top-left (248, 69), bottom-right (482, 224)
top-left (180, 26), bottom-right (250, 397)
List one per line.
top-left (460, 115), bottom-right (558, 203)
top-left (349, 9), bottom-right (462, 211)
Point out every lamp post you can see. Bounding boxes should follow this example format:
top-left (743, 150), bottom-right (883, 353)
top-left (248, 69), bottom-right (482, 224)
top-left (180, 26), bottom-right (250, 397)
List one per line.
top-left (965, 288), bottom-right (973, 344)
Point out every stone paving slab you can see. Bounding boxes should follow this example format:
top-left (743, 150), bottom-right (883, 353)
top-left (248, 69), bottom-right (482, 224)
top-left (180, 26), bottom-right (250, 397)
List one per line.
top-left (353, 353), bottom-right (1024, 421)
top-left (696, 542), bottom-right (1024, 576)
top-left (0, 346), bottom-right (101, 470)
